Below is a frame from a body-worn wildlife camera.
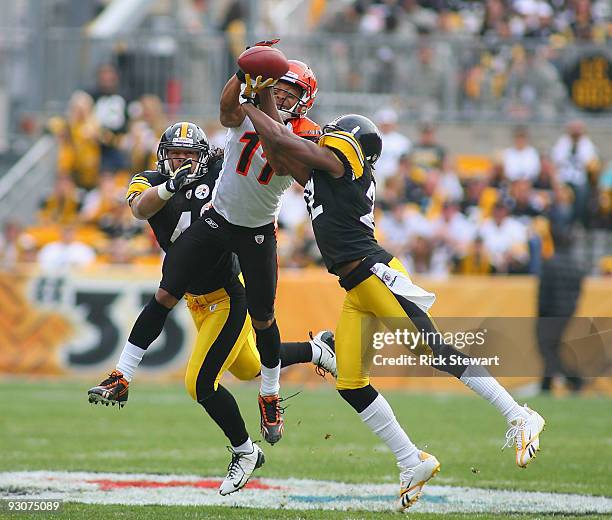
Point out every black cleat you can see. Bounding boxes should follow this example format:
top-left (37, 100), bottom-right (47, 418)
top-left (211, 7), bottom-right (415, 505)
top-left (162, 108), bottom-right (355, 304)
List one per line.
top-left (88, 370), bottom-right (129, 408)
top-left (258, 394), bottom-right (284, 445)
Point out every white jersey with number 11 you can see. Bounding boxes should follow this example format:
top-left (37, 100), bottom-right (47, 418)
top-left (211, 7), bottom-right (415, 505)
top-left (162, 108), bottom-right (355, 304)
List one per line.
top-left (211, 116), bottom-right (321, 228)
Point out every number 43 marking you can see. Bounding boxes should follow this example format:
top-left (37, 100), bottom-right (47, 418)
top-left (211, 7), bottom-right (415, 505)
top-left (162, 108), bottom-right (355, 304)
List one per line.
top-left (236, 132), bottom-right (274, 185)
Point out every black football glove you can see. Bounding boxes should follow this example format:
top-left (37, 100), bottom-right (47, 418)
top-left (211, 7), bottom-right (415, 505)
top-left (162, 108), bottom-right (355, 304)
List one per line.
top-left (165, 159), bottom-right (193, 193)
top-left (236, 39), bottom-right (281, 82)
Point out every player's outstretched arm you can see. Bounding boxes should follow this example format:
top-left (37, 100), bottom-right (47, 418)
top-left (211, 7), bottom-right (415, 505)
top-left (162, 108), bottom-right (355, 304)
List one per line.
top-left (258, 81), bottom-right (283, 125)
top-left (129, 187), bottom-right (169, 220)
top-left (220, 75), bottom-right (246, 128)
top-left (242, 96), bottom-right (344, 183)
top-left (129, 161), bottom-right (193, 219)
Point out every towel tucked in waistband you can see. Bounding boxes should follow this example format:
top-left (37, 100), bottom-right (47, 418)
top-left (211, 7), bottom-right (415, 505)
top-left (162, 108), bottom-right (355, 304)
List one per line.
top-left (370, 262), bottom-right (436, 313)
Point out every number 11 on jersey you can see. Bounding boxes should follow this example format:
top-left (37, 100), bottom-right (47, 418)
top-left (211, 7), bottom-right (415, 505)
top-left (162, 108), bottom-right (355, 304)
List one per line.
top-left (236, 132), bottom-right (274, 185)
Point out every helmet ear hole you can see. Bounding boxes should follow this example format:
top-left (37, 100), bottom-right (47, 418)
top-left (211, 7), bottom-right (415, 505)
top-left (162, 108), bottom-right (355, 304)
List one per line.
top-left (323, 114), bottom-right (382, 167)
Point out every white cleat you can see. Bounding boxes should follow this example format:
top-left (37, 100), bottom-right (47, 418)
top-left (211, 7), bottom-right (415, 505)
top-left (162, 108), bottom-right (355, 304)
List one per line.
top-left (503, 405), bottom-right (546, 468)
top-left (219, 443), bottom-right (265, 496)
top-left (310, 330), bottom-right (337, 378)
top-left (398, 451), bottom-right (441, 511)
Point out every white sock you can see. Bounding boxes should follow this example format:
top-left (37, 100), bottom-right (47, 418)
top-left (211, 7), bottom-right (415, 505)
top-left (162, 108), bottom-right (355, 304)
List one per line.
top-left (460, 365), bottom-right (527, 422)
top-left (116, 342), bottom-right (146, 382)
top-left (232, 437), bottom-right (254, 454)
top-left (359, 394), bottom-right (421, 469)
top-left (259, 362), bottom-right (281, 396)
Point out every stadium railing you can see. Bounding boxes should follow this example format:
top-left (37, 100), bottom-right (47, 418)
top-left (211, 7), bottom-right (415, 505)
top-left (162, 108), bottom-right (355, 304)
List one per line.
top-left (0, 135), bottom-right (56, 224)
top-left (5, 28), bottom-right (611, 126)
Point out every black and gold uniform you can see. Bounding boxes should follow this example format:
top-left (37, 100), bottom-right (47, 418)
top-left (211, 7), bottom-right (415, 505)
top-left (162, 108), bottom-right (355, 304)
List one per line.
top-left (125, 150), bottom-right (260, 401)
top-left (310, 115), bottom-right (466, 391)
top-left (304, 130), bottom-right (385, 273)
top-left (102, 122), bottom-right (322, 462)
top-left (126, 157), bottom-right (239, 296)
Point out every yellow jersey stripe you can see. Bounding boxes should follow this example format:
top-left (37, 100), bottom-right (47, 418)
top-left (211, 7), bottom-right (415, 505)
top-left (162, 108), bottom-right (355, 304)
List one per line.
top-left (130, 176), bottom-right (152, 186)
top-left (180, 122), bottom-right (188, 138)
top-left (125, 182), bottom-right (151, 200)
top-left (319, 132), bottom-right (365, 179)
top-left (126, 191), bottom-right (140, 206)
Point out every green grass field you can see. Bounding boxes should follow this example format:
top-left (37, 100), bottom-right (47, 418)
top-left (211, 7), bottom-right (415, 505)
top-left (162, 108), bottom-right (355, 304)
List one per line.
top-left (0, 379), bottom-right (610, 519)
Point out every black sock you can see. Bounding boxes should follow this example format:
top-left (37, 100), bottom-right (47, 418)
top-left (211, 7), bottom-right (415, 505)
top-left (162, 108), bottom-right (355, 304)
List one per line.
top-left (338, 385), bottom-right (379, 413)
top-left (127, 297), bottom-right (171, 350)
top-left (254, 320), bottom-right (281, 369)
top-left (280, 341), bottom-right (312, 368)
top-left (430, 340), bottom-right (469, 379)
top-left (198, 384), bottom-right (248, 447)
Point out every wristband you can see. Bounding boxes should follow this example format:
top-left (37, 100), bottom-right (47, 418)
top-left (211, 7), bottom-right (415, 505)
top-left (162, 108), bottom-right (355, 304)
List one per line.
top-left (239, 94), bottom-right (257, 106)
top-left (157, 183), bottom-right (174, 200)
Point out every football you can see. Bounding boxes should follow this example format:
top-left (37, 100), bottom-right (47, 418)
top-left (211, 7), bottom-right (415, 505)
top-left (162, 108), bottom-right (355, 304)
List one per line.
top-left (237, 46), bottom-right (290, 80)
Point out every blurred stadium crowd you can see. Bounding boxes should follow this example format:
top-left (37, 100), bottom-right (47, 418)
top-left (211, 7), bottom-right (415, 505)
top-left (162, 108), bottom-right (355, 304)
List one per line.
top-left (175, 0), bottom-right (612, 120)
top-left (279, 107), bottom-right (611, 275)
top-left (0, 63), bottom-right (610, 276)
top-left (316, 0), bottom-right (610, 119)
top-left (0, 0), bottom-right (610, 275)
top-left (3, 0), bottom-right (609, 126)
top-left (319, 0), bottom-right (609, 42)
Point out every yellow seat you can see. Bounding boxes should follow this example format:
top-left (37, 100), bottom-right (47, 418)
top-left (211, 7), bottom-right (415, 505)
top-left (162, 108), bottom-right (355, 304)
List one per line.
top-left (600, 256), bottom-right (612, 275)
top-left (455, 155), bottom-right (493, 179)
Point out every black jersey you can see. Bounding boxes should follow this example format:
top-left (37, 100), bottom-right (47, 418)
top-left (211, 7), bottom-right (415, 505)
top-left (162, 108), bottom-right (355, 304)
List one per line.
top-left (125, 157), bottom-right (240, 295)
top-left (303, 130), bottom-right (385, 274)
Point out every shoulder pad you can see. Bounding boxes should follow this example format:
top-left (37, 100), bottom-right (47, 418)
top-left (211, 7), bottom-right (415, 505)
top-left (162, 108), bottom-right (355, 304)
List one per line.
top-left (318, 131), bottom-right (365, 179)
top-left (288, 117), bottom-right (322, 140)
top-left (130, 170), bottom-right (160, 184)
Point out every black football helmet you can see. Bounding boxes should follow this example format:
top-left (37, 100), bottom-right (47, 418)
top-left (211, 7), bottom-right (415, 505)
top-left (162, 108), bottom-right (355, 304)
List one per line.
top-left (157, 122), bottom-right (210, 178)
top-left (322, 114), bottom-right (382, 167)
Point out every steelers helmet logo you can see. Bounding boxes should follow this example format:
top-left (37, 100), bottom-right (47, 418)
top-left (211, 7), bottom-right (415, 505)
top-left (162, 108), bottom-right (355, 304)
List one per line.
top-left (195, 184), bottom-right (209, 200)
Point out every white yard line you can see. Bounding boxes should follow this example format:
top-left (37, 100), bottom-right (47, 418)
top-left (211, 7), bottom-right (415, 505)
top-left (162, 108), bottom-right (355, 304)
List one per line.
top-left (1, 471), bottom-right (611, 514)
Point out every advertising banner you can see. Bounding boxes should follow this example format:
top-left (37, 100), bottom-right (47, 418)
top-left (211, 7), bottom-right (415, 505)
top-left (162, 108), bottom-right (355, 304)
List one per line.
top-left (1, 266), bottom-right (611, 390)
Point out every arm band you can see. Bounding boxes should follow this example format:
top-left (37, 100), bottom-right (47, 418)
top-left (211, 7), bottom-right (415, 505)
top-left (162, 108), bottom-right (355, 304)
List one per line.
top-left (157, 183), bottom-right (174, 201)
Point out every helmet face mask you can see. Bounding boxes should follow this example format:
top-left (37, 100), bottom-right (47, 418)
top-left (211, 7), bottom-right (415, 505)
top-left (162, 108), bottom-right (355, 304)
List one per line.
top-left (164, 148), bottom-right (208, 177)
top-left (276, 60), bottom-right (318, 120)
top-left (157, 122), bottom-right (210, 181)
top-left (274, 82), bottom-right (306, 120)
top-left (323, 114), bottom-right (383, 167)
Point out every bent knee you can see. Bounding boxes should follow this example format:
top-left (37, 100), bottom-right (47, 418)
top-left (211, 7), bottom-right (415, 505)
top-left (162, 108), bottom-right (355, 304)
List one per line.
top-left (184, 373), bottom-right (198, 401)
top-left (156, 288), bottom-right (178, 309)
top-left (185, 374), bottom-right (218, 402)
top-left (335, 376), bottom-right (370, 391)
top-left (185, 376), bottom-right (198, 401)
top-left (337, 384), bottom-right (378, 413)
top-left (229, 365), bottom-right (261, 381)
top-left (252, 317), bottom-right (275, 330)
top-left (195, 384), bottom-right (219, 404)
